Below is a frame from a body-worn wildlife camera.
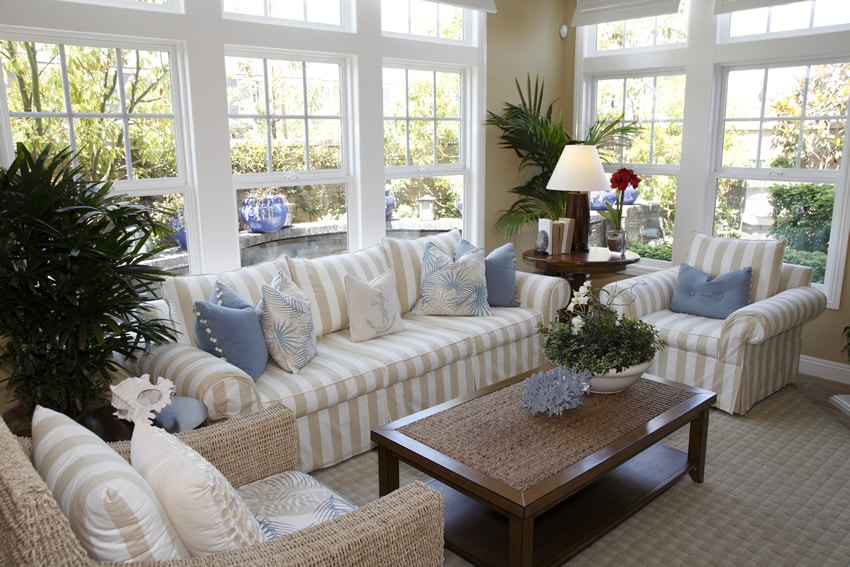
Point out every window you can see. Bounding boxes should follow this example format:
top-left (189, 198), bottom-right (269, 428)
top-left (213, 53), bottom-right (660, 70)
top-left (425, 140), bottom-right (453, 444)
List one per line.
top-left (1, 39), bottom-right (179, 183)
top-left (381, 0), bottom-right (465, 42)
top-left (226, 55), bottom-right (344, 176)
top-left (726, 0), bottom-right (850, 37)
top-left (590, 72), bottom-right (686, 258)
top-left (595, 1), bottom-right (688, 51)
top-left (713, 61), bottom-right (848, 283)
top-left (223, 0), bottom-right (342, 28)
top-left (2, 0), bottom-right (489, 273)
top-left (576, 0), bottom-right (850, 306)
top-left (383, 66), bottom-right (464, 233)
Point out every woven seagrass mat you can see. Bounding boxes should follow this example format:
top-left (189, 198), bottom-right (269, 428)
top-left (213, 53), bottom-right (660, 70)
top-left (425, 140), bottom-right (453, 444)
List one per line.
top-left (398, 378), bottom-right (694, 492)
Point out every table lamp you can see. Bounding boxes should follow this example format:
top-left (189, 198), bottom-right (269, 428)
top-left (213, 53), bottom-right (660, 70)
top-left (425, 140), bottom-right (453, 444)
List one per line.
top-left (546, 144), bottom-right (609, 252)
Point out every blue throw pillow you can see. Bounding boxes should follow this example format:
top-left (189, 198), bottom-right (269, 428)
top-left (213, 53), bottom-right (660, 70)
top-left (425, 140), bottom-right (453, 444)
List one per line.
top-left (456, 239), bottom-right (520, 307)
top-left (670, 263), bottom-right (752, 319)
top-left (194, 281), bottom-right (269, 380)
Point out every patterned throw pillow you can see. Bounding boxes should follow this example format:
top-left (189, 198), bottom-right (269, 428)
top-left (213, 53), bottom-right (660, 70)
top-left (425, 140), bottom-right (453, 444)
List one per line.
top-left (237, 471), bottom-right (357, 539)
top-left (257, 271), bottom-right (317, 373)
top-left (411, 241), bottom-right (490, 316)
top-left (31, 406), bottom-right (188, 562)
top-left (193, 281), bottom-right (269, 380)
top-left (345, 269), bottom-right (406, 342)
top-left (130, 422), bottom-right (266, 557)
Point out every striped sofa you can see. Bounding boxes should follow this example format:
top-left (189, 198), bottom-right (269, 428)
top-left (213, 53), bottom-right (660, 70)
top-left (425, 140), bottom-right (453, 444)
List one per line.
top-left (602, 233), bottom-right (826, 415)
top-left (123, 231), bottom-right (570, 471)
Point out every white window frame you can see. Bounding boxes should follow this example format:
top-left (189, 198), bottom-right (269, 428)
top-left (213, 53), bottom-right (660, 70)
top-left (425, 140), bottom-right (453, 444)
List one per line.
top-left (574, 0), bottom-right (850, 308)
top-left (221, 0), bottom-right (352, 33)
top-left (0, 28), bottom-right (191, 198)
top-left (226, 48), bottom-right (351, 193)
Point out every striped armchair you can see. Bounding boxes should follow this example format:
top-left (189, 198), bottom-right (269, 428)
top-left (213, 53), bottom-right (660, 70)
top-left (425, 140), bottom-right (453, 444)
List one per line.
top-left (602, 233), bottom-right (827, 415)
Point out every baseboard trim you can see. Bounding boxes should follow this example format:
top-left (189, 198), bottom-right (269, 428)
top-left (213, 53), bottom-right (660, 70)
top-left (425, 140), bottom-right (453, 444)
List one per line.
top-left (799, 355), bottom-right (850, 386)
top-left (831, 395), bottom-right (850, 416)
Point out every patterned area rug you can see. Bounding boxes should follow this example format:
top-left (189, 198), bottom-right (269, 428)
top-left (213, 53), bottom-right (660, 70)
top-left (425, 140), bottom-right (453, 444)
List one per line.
top-left (312, 385), bottom-right (850, 566)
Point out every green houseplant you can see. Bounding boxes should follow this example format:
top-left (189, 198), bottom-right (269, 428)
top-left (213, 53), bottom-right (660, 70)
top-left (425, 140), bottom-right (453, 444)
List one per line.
top-left (538, 281), bottom-right (664, 376)
top-left (0, 143), bottom-right (177, 421)
top-left (485, 75), bottom-right (642, 237)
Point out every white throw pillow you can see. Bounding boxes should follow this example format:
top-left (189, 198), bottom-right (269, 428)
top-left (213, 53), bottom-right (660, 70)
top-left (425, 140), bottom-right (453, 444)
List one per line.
top-left (31, 406), bottom-right (188, 562)
top-left (411, 241), bottom-right (491, 316)
top-left (130, 422), bottom-right (266, 556)
top-left (345, 269), bottom-right (406, 342)
top-left (257, 270), bottom-right (317, 373)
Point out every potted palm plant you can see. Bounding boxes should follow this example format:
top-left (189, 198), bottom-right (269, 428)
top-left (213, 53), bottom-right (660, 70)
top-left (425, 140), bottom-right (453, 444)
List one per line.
top-left (485, 75), bottom-right (642, 237)
top-left (0, 143), bottom-right (177, 430)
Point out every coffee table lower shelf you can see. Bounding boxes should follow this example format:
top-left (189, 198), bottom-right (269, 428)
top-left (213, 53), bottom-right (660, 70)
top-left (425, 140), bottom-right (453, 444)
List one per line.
top-left (433, 443), bottom-right (690, 567)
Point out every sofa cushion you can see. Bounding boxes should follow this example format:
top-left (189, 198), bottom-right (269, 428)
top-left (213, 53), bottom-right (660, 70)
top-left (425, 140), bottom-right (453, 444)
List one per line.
top-left (131, 422), bottom-right (266, 556)
top-left (345, 269), bottom-right (406, 342)
top-left (287, 245), bottom-right (391, 337)
top-left (194, 282), bottom-right (268, 380)
top-left (382, 229), bottom-right (462, 313)
top-left (237, 471), bottom-right (356, 539)
top-left (163, 257), bottom-right (290, 346)
top-left (643, 309), bottom-right (723, 357)
top-left (684, 232), bottom-right (786, 302)
top-left (252, 317), bottom-right (476, 416)
top-left (31, 406), bottom-right (188, 562)
top-left (457, 239), bottom-right (520, 307)
top-left (412, 242), bottom-right (490, 316)
top-left (670, 263), bottom-right (752, 319)
top-left (258, 271), bottom-right (317, 373)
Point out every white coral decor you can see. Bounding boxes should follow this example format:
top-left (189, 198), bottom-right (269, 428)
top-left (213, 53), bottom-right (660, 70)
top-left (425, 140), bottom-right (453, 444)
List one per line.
top-left (110, 374), bottom-right (174, 425)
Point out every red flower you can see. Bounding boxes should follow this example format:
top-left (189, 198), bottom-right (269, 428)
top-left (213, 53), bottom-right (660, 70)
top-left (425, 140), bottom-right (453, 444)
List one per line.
top-left (609, 168), bottom-right (641, 191)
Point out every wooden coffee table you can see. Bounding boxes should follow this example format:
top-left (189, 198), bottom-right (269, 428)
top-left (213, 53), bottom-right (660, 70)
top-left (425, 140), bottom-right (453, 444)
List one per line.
top-left (371, 368), bottom-right (716, 567)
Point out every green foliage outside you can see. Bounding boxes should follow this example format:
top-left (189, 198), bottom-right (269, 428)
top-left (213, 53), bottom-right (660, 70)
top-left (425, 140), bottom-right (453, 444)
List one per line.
top-left (627, 240), bottom-right (673, 261)
top-left (767, 182), bottom-right (833, 253)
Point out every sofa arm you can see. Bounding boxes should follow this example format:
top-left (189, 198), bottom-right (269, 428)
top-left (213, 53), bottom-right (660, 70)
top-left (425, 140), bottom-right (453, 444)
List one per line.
top-left (721, 286), bottom-right (827, 347)
top-left (602, 267), bottom-right (679, 319)
top-left (135, 481), bottom-right (444, 567)
top-left (122, 342), bottom-right (263, 421)
top-left (515, 271), bottom-right (571, 324)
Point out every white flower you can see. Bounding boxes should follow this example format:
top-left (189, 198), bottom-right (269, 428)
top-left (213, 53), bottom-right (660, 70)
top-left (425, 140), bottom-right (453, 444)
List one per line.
top-left (572, 294), bottom-right (589, 307)
top-left (571, 316), bottom-right (584, 333)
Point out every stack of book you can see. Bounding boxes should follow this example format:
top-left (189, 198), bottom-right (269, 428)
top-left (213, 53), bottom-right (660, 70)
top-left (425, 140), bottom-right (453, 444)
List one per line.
top-left (537, 218), bottom-right (575, 254)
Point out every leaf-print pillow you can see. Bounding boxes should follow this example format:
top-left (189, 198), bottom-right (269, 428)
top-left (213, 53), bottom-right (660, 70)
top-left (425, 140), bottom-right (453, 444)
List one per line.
top-left (258, 271), bottom-right (317, 373)
top-left (411, 242), bottom-right (491, 316)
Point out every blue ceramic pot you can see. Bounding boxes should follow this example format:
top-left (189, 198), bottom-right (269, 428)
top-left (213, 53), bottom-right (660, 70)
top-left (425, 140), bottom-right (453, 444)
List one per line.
top-left (169, 211), bottom-right (187, 250)
top-left (241, 196), bottom-right (288, 233)
top-left (385, 190), bottom-right (396, 221)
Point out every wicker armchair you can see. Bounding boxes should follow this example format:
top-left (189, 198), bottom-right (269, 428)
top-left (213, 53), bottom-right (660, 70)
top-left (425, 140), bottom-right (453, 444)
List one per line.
top-left (0, 404), bottom-right (445, 566)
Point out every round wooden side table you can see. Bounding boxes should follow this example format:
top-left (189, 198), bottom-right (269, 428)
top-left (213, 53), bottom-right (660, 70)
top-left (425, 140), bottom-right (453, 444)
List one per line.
top-left (79, 396), bottom-right (209, 442)
top-left (522, 247), bottom-right (640, 292)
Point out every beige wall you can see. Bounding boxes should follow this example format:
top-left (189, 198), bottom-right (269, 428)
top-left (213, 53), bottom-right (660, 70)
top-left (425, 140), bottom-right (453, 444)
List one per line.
top-left (484, 0), bottom-right (574, 257)
top-left (484, 0), bottom-right (849, 370)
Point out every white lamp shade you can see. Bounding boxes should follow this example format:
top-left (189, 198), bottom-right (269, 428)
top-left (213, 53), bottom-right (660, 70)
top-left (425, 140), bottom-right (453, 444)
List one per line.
top-left (546, 145), bottom-right (609, 193)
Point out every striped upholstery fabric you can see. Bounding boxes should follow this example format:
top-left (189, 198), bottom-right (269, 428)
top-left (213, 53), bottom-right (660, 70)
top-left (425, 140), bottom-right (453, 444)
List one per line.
top-left (515, 270), bottom-right (571, 324)
top-left (287, 245), bottom-right (391, 337)
top-left (31, 407), bottom-right (187, 562)
top-left (162, 257), bottom-right (290, 346)
top-left (685, 232), bottom-right (786, 302)
top-left (124, 235), bottom-right (570, 472)
top-left (381, 230), bottom-right (462, 313)
top-left (126, 342), bottom-right (263, 420)
top-left (603, 257), bottom-right (826, 414)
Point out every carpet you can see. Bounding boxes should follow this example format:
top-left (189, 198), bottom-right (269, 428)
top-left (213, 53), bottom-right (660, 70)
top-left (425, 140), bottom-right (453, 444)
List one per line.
top-left (312, 385), bottom-right (850, 566)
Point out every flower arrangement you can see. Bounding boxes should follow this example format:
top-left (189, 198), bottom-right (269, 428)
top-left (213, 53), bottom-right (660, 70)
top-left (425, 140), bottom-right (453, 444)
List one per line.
top-left (538, 280), bottom-right (664, 375)
top-left (598, 168), bottom-right (641, 231)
